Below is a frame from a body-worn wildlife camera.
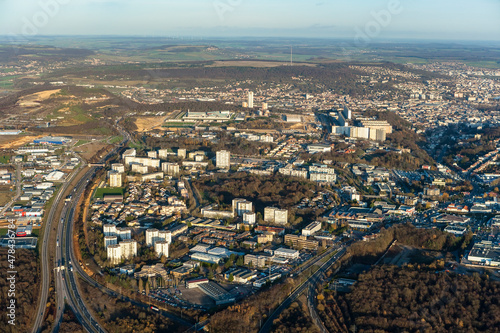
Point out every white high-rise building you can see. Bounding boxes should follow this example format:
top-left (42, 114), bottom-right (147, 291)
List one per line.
top-left (107, 244), bottom-right (122, 265)
top-left (116, 227), bottom-right (132, 240)
top-left (216, 150), bottom-right (230, 169)
top-left (162, 162), bottom-right (180, 176)
top-left (122, 148), bottom-right (136, 159)
top-left (264, 207), bottom-right (288, 225)
top-left (111, 163), bottom-right (125, 173)
top-left (103, 224), bottom-right (117, 237)
top-left (120, 239), bottom-right (138, 259)
top-left (248, 91), bottom-right (254, 108)
top-left (104, 236), bottom-right (118, 248)
top-left (158, 230), bottom-right (172, 244)
top-left (243, 212), bottom-right (256, 225)
top-left (177, 148), bottom-right (187, 159)
top-left (109, 171), bottom-right (122, 187)
top-left (233, 198), bottom-right (253, 217)
top-left (154, 241), bottom-right (169, 258)
top-left (146, 228), bottom-right (159, 247)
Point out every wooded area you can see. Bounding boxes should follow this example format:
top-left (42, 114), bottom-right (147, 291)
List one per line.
top-left (318, 265), bottom-right (500, 333)
top-left (0, 248), bottom-right (40, 333)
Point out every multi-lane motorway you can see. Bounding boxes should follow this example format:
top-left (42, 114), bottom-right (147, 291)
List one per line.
top-left (32, 155), bottom-right (87, 333)
top-left (33, 123), bottom-right (130, 333)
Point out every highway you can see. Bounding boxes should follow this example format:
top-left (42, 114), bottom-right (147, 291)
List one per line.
top-left (259, 246), bottom-right (346, 333)
top-left (53, 166), bottom-right (106, 333)
top-left (32, 155), bottom-right (87, 333)
top-left (33, 121), bottom-right (131, 333)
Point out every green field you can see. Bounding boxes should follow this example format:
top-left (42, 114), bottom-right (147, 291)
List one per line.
top-left (74, 140), bottom-right (89, 147)
top-left (109, 136), bottom-right (123, 144)
top-left (0, 75), bottom-right (19, 89)
top-left (163, 122), bottom-right (195, 128)
top-left (94, 187), bottom-right (125, 199)
top-left (0, 155), bottom-right (10, 163)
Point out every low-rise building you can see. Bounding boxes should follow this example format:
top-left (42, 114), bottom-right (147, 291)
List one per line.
top-left (274, 247), bottom-right (300, 259)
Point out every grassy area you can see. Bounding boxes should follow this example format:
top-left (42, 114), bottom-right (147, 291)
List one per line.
top-left (0, 75), bottom-right (20, 89)
top-left (94, 187), bottom-right (125, 199)
top-left (109, 136), bottom-right (123, 144)
top-left (0, 190), bottom-right (15, 207)
top-left (0, 229), bottom-right (8, 237)
top-left (0, 155), bottom-right (10, 163)
top-left (75, 140), bottom-right (90, 147)
top-left (163, 122), bottom-right (195, 128)
top-left (128, 142), bottom-right (146, 150)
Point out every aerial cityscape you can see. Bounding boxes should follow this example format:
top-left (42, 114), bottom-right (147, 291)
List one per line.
top-left (1, 1), bottom-right (500, 333)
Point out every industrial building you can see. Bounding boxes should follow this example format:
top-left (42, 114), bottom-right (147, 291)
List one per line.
top-left (467, 241), bottom-right (500, 266)
top-left (225, 268), bottom-right (258, 284)
top-left (183, 110), bottom-right (233, 122)
top-left (33, 136), bottom-right (72, 145)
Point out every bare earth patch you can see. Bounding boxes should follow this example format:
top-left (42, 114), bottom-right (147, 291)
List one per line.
top-left (0, 135), bottom-right (43, 149)
top-left (135, 115), bottom-right (171, 132)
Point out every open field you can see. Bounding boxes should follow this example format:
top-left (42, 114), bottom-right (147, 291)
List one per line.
top-left (0, 155), bottom-right (11, 163)
top-left (17, 89), bottom-right (61, 108)
top-left (0, 135), bottom-right (43, 149)
top-left (0, 188), bottom-right (15, 206)
top-left (135, 115), bottom-right (171, 132)
top-left (74, 142), bottom-right (109, 161)
top-left (94, 187), bottom-right (124, 199)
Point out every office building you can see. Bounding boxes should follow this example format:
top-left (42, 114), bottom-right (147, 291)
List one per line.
top-left (284, 234), bottom-right (319, 250)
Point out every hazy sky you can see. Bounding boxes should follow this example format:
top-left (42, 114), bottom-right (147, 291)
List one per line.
top-left (0, 0), bottom-right (499, 41)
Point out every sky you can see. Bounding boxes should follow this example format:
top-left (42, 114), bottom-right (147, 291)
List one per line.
top-left (0, 0), bottom-right (499, 41)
